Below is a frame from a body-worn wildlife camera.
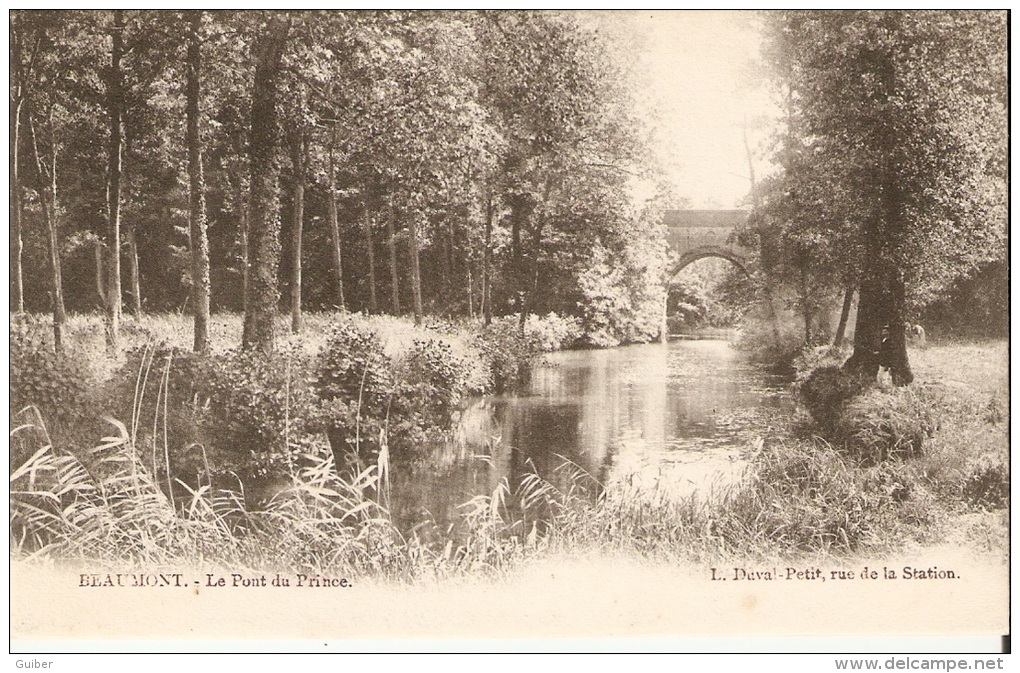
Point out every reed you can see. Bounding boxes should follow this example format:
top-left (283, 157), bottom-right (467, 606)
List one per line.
top-left (10, 314), bottom-right (1007, 577)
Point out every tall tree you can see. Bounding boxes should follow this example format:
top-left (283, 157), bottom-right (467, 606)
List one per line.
top-left (287, 125), bottom-right (307, 333)
top-left (326, 134), bottom-right (346, 312)
top-left (27, 107), bottom-right (67, 351)
top-left (104, 9), bottom-right (126, 352)
top-left (186, 10), bottom-right (211, 351)
top-left (759, 10), bottom-right (1006, 384)
top-left (242, 13), bottom-right (290, 353)
top-left (9, 13), bottom-right (43, 315)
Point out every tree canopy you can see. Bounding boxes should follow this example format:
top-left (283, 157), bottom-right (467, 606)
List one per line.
top-left (10, 9), bottom-right (674, 352)
top-left (751, 10), bottom-right (1007, 382)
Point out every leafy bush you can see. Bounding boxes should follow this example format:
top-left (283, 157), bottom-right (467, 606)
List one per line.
top-left (393, 339), bottom-right (470, 437)
top-left (474, 317), bottom-right (544, 393)
top-left (9, 317), bottom-right (96, 461)
top-left (316, 320), bottom-right (478, 464)
top-left (106, 343), bottom-right (324, 504)
top-left (526, 312), bottom-right (582, 352)
top-left (732, 316), bottom-right (804, 378)
top-left (792, 344), bottom-right (850, 382)
top-left (201, 346), bottom-right (323, 490)
top-left (316, 319), bottom-right (393, 412)
top-left (315, 320), bottom-right (394, 468)
top-left (10, 317), bottom-right (93, 424)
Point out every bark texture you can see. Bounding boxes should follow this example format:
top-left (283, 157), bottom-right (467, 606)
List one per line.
top-left (242, 15), bottom-right (289, 353)
top-left (187, 10), bottom-right (211, 351)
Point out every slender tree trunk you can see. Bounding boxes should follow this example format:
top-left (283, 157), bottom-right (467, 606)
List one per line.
top-left (242, 15), bottom-right (289, 353)
top-left (105, 9), bottom-right (126, 353)
top-left (799, 252), bottom-right (812, 345)
top-left (833, 285), bottom-right (854, 347)
top-left (237, 183), bottom-right (249, 310)
top-left (12, 98), bottom-right (25, 314)
top-left (289, 133), bottom-right (305, 334)
top-left (408, 214), bottom-right (423, 325)
top-left (362, 205), bottom-right (377, 313)
top-left (94, 240), bottom-right (107, 306)
top-left (29, 108), bottom-right (66, 351)
top-left (660, 291), bottom-right (668, 344)
top-left (386, 195), bottom-right (400, 314)
top-left (126, 223), bottom-right (142, 319)
top-left (510, 196), bottom-right (523, 324)
top-left (46, 116), bottom-right (66, 351)
top-left (467, 262), bottom-right (474, 319)
top-left (519, 224), bottom-right (543, 331)
top-left (327, 142), bottom-right (345, 311)
top-left (187, 9), bottom-right (210, 351)
top-left (440, 220), bottom-right (451, 304)
top-left (482, 191), bottom-right (492, 326)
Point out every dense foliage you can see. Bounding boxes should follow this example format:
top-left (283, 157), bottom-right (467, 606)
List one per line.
top-left (10, 10), bottom-right (670, 351)
top-left (746, 10), bottom-right (1007, 378)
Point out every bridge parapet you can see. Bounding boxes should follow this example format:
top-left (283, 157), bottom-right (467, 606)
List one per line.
top-left (663, 209), bottom-right (752, 277)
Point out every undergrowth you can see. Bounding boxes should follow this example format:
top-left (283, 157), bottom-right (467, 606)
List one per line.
top-left (9, 314), bottom-right (1007, 575)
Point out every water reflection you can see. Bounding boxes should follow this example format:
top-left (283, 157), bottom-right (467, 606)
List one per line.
top-left (390, 340), bottom-right (789, 535)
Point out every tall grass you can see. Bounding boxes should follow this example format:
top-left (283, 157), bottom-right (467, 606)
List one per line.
top-left (11, 313), bottom-right (1007, 576)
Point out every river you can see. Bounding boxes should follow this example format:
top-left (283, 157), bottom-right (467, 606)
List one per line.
top-left (388, 339), bottom-right (791, 536)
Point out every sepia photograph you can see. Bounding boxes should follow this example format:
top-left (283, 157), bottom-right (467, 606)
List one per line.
top-left (9, 9), bottom-right (1009, 656)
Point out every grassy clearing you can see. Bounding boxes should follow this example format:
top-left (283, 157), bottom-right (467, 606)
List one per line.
top-left (9, 312), bottom-right (1008, 577)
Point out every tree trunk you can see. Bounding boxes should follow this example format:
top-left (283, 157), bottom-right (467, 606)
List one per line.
top-left (289, 133), bottom-right (305, 334)
top-left (844, 248), bottom-right (913, 386)
top-left (94, 239), bottom-right (107, 306)
top-left (518, 223), bottom-right (543, 331)
top-left (12, 98), bottom-right (25, 314)
top-left (833, 285), bottom-right (854, 347)
top-left (467, 262), bottom-right (474, 319)
top-left (386, 195), bottom-right (400, 314)
top-left (237, 183), bottom-right (249, 310)
top-left (242, 15), bottom-right (289, 354)
top-left (29, 108), bottom-right (66, 351)
top-left (408, 213), bottom-right (423, 326)
top-left (126, 223), bottom-right (142, 319)
top-left (46, 121), bottom-right (66, 352)
top-left (843, 38), bottom-right (912, 387)
top-left (799, 253), bottom-right (812, 345)
top-left (187, 9), bottom-right (210, 352)
top-left (440, 220), bottom-right (451, 304)
top-left (482, 191), bottom-right (492, 326)
top-left (362, 205), bottom-right (377, 313)
top-left (327, 142), bottom-right (345, 311)
top-left (844, 272), bottom-right (881, 379)
top-left (510, 196), bottom-right (524, 325)
top-left (105, 9), bottom-right (126, 353)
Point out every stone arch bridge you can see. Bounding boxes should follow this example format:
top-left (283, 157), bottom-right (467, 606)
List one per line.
top-left (664, 209), bottom-right (752, 279)
top-left (659, 209), bottom-right (753, 340)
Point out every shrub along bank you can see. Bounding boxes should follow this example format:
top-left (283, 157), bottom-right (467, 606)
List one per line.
top-left (10, 311), bottom-right (581, 504)
top-left (9, 312), bottom-right (1006, 574)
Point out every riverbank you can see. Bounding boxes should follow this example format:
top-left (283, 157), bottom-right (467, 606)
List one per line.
top-left (523, 339), bottom-right (1008, 565)
top-left (10, 313), bottom-right (1007, 578)
top-left (9, 310), bottom-right (592, 573)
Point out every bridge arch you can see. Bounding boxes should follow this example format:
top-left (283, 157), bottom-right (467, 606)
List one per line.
top-left (669, 246), bottom-right (751, 280)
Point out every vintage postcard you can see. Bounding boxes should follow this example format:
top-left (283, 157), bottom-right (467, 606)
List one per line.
top-left (9, 10), bottom-right (1008, 654)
